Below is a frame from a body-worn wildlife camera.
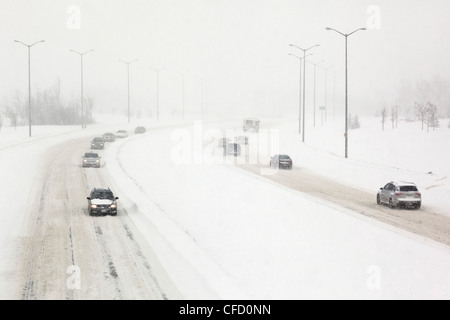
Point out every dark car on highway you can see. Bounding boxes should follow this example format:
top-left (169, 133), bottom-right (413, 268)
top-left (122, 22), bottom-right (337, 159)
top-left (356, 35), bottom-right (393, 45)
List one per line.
top-left (91, 137), bottom-right (105, 149)
top-left (102, 132), bottom-right (116, 142)
top-left (225, 142), bottom-right (241, 156)
top-left (87, 188), bottom-right (119, 216)
top-left (135, 126), bottom-right (146, 134)
top-left (270, 154), bottom-right (293, 169)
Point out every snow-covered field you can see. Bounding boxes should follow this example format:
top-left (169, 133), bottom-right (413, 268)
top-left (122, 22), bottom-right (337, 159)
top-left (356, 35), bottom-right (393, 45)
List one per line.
top-left (0, 115), bottom-right (449, 299)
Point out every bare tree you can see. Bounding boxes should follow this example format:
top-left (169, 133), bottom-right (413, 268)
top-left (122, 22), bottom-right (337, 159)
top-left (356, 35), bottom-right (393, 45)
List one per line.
top-left (415, 102), bottom-right (429, 130)
top-left (381, 107), bottom-right (387, 131)
top-left (390, 106), bottom-right (396, 129)
top-left (426, 102), bottom-right (439, 132)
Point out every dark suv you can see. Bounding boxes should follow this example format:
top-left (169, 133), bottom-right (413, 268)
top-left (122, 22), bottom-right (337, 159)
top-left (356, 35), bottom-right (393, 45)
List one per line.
top-left (270, 154), bottom-right (293, 169)
top-left (87, 188), bottom-right (119, 216)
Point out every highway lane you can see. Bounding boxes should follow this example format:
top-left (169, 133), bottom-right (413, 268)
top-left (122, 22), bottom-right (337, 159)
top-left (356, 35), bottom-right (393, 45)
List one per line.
top-left (237, 162), bottom-right (450, 247)
top-left (17, 136), bottom-right (182, 299)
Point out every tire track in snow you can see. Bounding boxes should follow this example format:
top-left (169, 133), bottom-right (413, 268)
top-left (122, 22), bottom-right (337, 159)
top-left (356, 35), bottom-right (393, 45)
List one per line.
top-left (237, 163), bottom-right (450, 247)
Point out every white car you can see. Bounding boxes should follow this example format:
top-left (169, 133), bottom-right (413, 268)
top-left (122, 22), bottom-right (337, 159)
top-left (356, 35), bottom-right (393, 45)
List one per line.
top-left (377, 181), bottom-right (421, 209)
top-left (116, 130), bottom-right (128, 138)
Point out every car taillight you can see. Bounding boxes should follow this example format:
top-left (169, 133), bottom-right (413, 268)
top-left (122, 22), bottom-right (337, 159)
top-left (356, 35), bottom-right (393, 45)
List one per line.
top-left (395, 192), bottom-right (403, 196)
top-left (416, 193), bottom-right (421, 196)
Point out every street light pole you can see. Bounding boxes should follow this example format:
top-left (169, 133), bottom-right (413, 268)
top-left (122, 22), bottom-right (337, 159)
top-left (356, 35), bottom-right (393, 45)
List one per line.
top-left (289, 44), bottom-right (320, 142)
top-left (289, 53), bottom-right (312, 134)
top-left (150, 67), bottom-right (165, 121)
top-left (289, 54), bottom-right (303, 135)
top-left (326, 27), bottom-right (366, 158)
top-left (14, 39), bottom-right (45, 137)
top-left (119, 59), bottom-right (138, 124)
top-left (70, 49), bottom-right (94, 129)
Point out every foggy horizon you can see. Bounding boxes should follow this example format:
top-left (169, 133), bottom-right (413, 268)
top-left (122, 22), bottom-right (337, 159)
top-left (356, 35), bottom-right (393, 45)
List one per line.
top-left (1, 0), bottom-right (450, 121)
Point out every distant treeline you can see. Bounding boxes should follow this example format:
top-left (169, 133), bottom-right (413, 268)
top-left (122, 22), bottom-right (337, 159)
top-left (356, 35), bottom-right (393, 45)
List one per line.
top-left (1, 79), bottom-right (94, 127)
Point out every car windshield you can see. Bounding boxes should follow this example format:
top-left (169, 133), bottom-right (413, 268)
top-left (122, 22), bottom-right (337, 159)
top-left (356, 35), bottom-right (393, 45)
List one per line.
top-left (399, 186), bottom-right (418, 192)
top-left (93, 138), bottom-right (103, 142)
top-left (279, 155), bottom-right (291, 159)
top-left (91, 190), bottom-right (114, 200)
top-left (84, 153), bottom-right (98, 158)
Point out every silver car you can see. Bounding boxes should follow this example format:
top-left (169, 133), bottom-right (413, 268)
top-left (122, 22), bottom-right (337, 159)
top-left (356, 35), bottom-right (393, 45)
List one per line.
top-left (377, 181), bottom-right (421, 209)
top-left (82, 152), bottom-right (101, 168)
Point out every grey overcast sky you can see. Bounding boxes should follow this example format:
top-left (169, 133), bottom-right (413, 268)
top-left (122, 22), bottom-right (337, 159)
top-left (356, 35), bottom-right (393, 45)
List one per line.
top-left (1, 0), bottom-right (449, 118)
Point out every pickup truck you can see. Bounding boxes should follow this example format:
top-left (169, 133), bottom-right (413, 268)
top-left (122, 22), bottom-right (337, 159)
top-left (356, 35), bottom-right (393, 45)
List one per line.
top-left (82, 152), bottom-right (101, 168)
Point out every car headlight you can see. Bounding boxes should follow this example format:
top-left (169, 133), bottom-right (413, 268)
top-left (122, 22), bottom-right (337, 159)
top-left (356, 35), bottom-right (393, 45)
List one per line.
top-left (110, 204), bottom-right (116, 208)
top-left (84, 160), bottom-right (87, 162)
top-left (90, 204), bottom-right (97, 208)
top-left (96, 160), bottom-right (99, 162)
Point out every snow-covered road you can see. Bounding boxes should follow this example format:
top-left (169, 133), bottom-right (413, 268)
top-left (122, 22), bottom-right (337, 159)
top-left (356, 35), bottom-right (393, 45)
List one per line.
top-left (1, 117), bottom-right (450, 299)
top-left (238, 163), bottom-right (450, 246)
top-left (17, 135), bottom-right (181, 299)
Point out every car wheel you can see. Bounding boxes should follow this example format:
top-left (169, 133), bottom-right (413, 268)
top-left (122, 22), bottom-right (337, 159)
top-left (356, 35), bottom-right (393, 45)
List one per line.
top-left (415, 203), bottom-right (421, 210)
top-left (389, 198), bottom-right (396, 209)
top-left (376, 194), bottom-right (381, 205)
